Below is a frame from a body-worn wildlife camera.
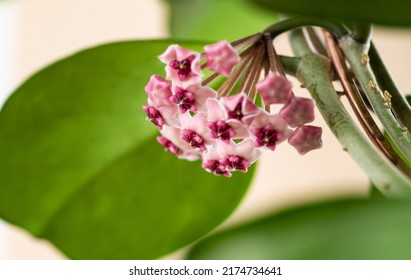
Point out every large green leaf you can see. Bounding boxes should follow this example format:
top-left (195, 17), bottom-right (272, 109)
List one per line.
top-left (0, 40), bottom-right (254, 259)
top-left (167, 0), bottom-right (277, 41)
top-left (251, 0), bottom-right (411, 27)
top-left (188, 199), bottom-right (411, 259)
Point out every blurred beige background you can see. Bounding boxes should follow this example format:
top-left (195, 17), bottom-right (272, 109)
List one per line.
top-left (1, 0), bottom-right (411, 259)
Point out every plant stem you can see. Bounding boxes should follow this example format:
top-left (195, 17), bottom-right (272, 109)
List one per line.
top-left (288, 30), bottom-right (411, 198)
top-left (339, 35), bottom-right (411, 162)
top-left (323, 31), bottom-right (411, 177)
top-left (368, 42), bottom-right (411, 132)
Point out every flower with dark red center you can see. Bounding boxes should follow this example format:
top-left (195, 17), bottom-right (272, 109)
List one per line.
top-left (160, 125), bottom-right (202, 160)
top-left (170, 87), bottom-right (196, 113)
top-left (220, 155), bottom-right (250, 173)
top-left (207, 120), bottom-right (235, 143)
top-left (202, 160), bottom-right (231, 177)
top-left (181, 129), bottom-right (207, 151)
top-left (248, 112), bottom-right (290, 150)
top-left (252, 123), bottom-right (278, 151)
top-left (158, 44), bottom-right (203, 88)
top-left (223, 93), bottom-right (259, 123)
top-left (157, 136), bottom-right (181, 156)
top-left (228, 103), bottom-right (243, 120)
top-left (169, 55), bottom-right (195, 81)
top-left (213, 139), bottom-right (262, 173)
top-left (145, 38), bottom-right (324, 177)
top-left (143, 105), bottom-right (165, 129)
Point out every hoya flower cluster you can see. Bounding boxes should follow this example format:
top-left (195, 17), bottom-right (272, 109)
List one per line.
top-left (143, 34), bottom-right (322, 177)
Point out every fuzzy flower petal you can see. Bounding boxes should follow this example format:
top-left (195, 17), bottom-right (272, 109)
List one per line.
top-left (248, 112), bottom-right (290, 150)
top-left (222, 92), bottom-right (260, 123)
top-left (256, 73), bottom-right (292, 105)
top-left (159, 125), bottom-right (202, 160)
top-left (145, 75), bottom-right (173, 107)
top-left (170, 85), bottom-right (217, 114)
top-left (158, 44), bottom-right (203, 88)
top-left (215, 139), bottom-right (262, 172)
top-left (204, 40), bottom-right (240, 76)
top-left (179, 112), bottom-right (210, 151)
top-left (206, 98), bottom-right (250, 141)
top-left (288, 125), bottom-right (323, 155)
top-left (201, 146), bottom-right (231, 177)
top-left (206, 98), bottom-right (227, 122)
top-left (280, 97), bottom-right (315, 127)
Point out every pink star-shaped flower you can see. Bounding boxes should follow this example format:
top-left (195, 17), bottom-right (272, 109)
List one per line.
top-left (204, 40), bottom-right (240, 76)
top-left (280, 97), bottom-right (315, 127)
top-left (144, 75), bottom-right (179, 128)
top-left (248, 112), bottom-right (290, 151)
top-left (221, 92), bottom-right (260, 124)
top-left (288, 125), bottom-right (323, 155)
top-left (206, 98), bottom-right (249, 143)
top-left (179, 112), bottom-right (211, 151)
top-left (170, 85), bottom-right (217, 114)
top-left (215, 139), bottom-right (262, 173)
top-left (158, 44), bottom-right (203, 88)
top-left (145, 75), bottom-right (173, 107)
top-left (158, 125), bottom-right (202, 160)
top-left (256, 73), bottom-right (292, 105)
top-left (201, 146), bottom-right (232, 177)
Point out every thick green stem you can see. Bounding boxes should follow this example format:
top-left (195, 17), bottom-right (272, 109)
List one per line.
top-left (295, 54), bottom-right (411, 198)
top-left (369, 42), bottom-right (411, 132)
top-left (288, 29), bottom-right (313, 56)
top-left (278, 55), bottom-right (300, 76)
top-left (323, 31), bottom-right (411, 177)
top-left (339, 36), bottom-right (411, 162)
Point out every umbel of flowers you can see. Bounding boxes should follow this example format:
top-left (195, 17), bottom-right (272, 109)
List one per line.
top-left (143, 33), bottom-right (322, 177)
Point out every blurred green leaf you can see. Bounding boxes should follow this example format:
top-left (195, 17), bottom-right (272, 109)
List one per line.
top-left (251, 0), bottom-right (411, 27)
top-left (0, 40), bottom-right (254, 259)
top-left (189, 199), bottom-right (411, 259)
top-left (167, 0), bottom-right (277, 41)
